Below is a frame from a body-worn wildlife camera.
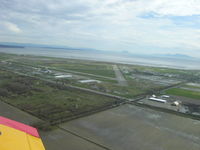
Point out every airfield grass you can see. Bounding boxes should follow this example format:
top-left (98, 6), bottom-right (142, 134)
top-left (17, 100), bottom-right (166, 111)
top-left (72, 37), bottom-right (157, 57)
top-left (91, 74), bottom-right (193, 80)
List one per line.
top-left (15, 56), bottom-right (116, 78)
top-left (165, 88), bottom-right (200, 100)
top-left (0, 70), bottom-right (121, 124)
top-left (6, 55), bottom-right (117, 83)
top-left (2, 59), bottom-right (117, 84)
top-left (48, 67), bottom-right (118, 83)
top-left (50, 62), bottom-right (115, 78)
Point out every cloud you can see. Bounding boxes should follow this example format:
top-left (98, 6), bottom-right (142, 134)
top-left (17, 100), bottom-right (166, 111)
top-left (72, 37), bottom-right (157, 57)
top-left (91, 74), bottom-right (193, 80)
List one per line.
top-left (2, 21), bottom-right (21, 33)
top-left (148, 0), bottom-right (200, 16)
top-left (0, 0), bottom-right (200, 57)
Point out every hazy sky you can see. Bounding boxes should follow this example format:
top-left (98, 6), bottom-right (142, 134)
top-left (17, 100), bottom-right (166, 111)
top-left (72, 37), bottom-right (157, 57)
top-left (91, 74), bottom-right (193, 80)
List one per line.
top-left (0, 0), bottom-right (200, 57)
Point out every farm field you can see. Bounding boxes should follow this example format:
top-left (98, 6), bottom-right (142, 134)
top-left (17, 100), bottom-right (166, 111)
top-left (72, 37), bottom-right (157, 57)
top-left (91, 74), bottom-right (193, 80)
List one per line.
top-left (0, 69), bottom-right (122, 125)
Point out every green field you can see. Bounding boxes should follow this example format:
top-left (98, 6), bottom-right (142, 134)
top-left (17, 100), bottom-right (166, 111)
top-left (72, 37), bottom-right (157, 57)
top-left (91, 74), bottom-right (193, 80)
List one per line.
top-left (165, 88), bottom-right (200, 100)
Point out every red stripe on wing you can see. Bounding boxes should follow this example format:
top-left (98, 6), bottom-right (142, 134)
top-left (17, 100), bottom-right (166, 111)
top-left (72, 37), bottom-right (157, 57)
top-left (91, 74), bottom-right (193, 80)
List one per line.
top-left (0, 116), bottom-right (39, 137)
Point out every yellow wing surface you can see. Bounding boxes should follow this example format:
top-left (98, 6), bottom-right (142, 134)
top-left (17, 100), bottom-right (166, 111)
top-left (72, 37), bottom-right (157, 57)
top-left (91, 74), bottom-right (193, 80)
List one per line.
top-left (0, 116), bottom-right (45, 150)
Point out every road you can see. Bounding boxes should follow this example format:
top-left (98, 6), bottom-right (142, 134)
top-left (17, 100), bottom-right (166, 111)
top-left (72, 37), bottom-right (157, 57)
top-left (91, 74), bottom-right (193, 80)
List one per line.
top-left (113, 65), bottom-right (128, 86)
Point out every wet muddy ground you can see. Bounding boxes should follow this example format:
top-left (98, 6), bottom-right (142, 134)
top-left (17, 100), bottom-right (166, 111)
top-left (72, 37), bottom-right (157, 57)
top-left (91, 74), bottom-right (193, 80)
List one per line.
top-left (61, 104), bottom-right (200, 150)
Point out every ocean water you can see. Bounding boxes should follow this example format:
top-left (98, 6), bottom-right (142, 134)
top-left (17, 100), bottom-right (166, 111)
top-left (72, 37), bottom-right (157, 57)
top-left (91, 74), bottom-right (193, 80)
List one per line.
top-left (0, 47), bottom-right (200, 70)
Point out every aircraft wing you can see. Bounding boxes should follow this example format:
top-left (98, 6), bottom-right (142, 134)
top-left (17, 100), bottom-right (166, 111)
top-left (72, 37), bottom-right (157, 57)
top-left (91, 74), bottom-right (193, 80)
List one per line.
top-left (0, 116), bottom-right (45, 150)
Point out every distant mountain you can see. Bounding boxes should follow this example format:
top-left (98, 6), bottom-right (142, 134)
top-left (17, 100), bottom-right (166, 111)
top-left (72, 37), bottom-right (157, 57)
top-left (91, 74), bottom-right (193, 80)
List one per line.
top-left (0, 42), bottom-right (98, 52)
top-left (0, 44), bottom-right (24, 48)
top-left (154, 53), bottom-right (194, 59)
top-left (0, 42), bottom-right (197, 60)
top-left (0, 42), bottom-right (69, 49)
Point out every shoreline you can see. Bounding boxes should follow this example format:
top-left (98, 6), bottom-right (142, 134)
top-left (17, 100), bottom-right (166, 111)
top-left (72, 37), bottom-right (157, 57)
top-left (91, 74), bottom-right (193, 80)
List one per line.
top-left (0, 48), bottom-right (199, 70)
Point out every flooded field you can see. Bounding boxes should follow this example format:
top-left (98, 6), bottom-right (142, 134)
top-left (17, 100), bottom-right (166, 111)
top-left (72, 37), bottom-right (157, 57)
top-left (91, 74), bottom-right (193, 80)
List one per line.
top-left (61, 104), bottom-right (200, 150)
